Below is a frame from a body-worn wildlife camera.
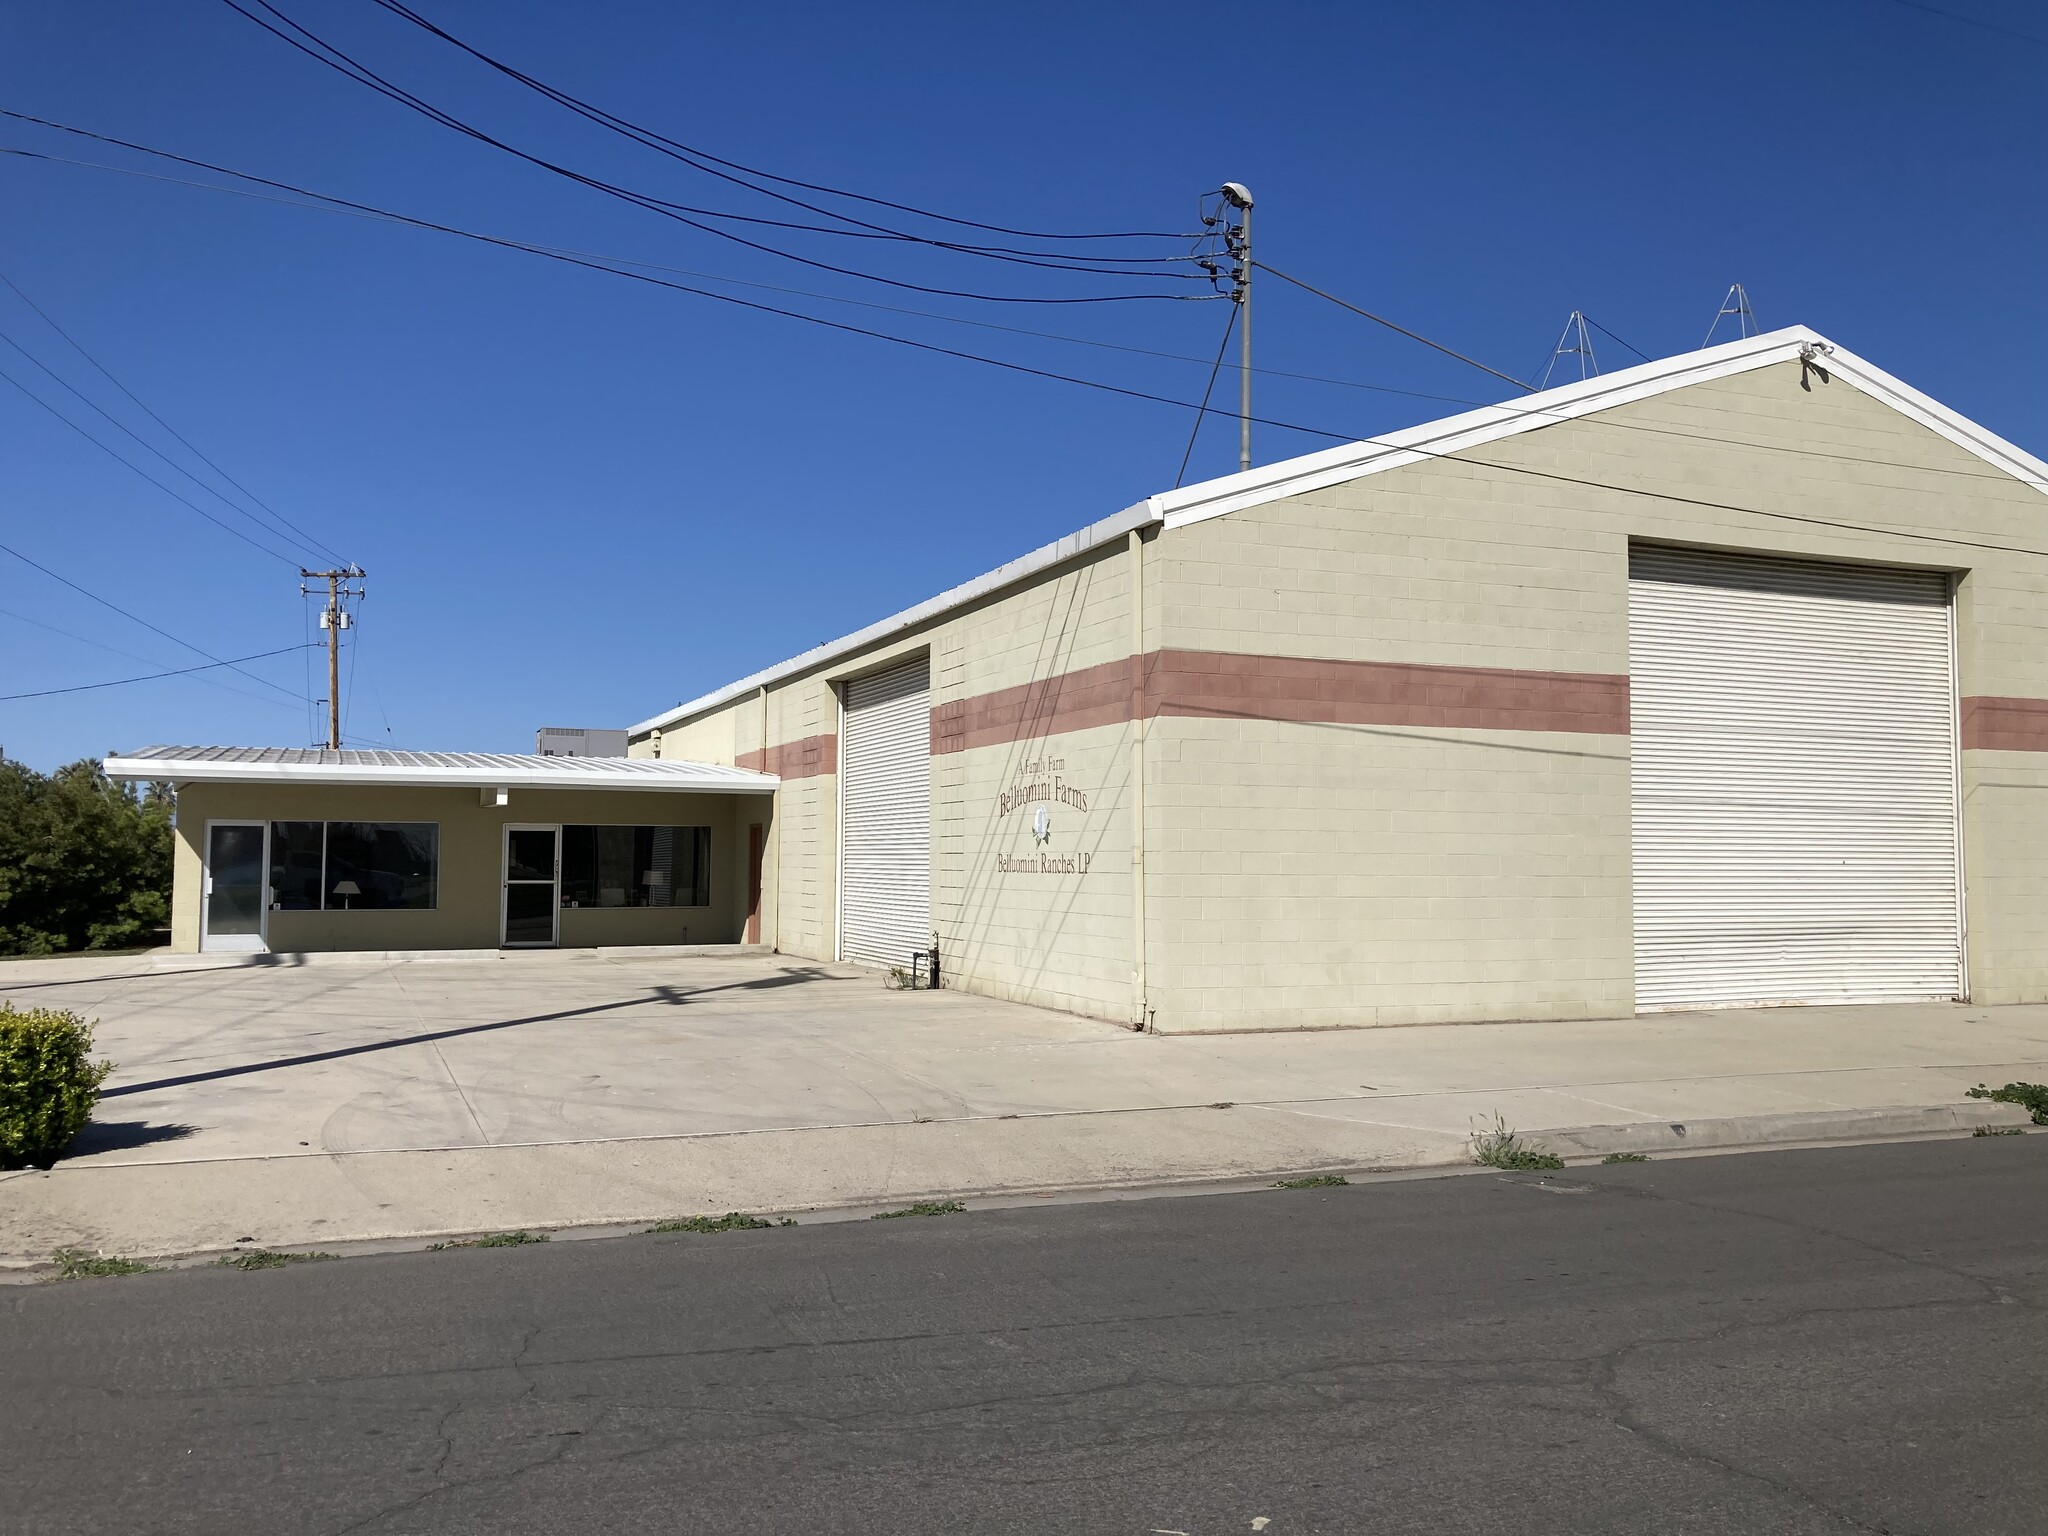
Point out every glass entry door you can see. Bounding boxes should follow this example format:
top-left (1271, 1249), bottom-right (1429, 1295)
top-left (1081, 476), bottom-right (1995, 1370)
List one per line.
top-left (502, 825), bottom-right (560, 948)
top-left (202, 821), bottom-right (268, 953)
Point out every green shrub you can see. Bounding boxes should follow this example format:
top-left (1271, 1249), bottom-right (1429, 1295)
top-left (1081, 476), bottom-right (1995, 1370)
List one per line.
top-left (1470, 1114), bottom-right (1566, 1171)
top-left (51, 1248), bottom-right (157, 1280)
top-left (871, 1200), bottom-right (966, 1219)
top-left (1965, 1082), bottom-right (2048, 1125)
top-left (215, 1249), bottom-right (337, 1270)
top-left (0, 1004), bottom-right (112, 1170)
top-left (0, 758), bottom-right (171, 956)
top-left (648, 1212), bottom-right (793, 1234)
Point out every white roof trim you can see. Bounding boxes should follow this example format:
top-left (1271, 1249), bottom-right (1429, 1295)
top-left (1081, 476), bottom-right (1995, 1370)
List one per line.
top-left (632, 325), bottom-right (2047, 737)
top-left (1146, 326), bottom-right (2048, 531)
top-left (104, 747), bottom-right (777, 794)
top-left (632, 498), bottom-right (1160, 735)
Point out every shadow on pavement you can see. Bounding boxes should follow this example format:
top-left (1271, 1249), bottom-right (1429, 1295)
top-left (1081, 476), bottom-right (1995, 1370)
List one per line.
top-left (64, 1120), bottom-right (202, 1157)
top-left (100, 968), bottom-right (837, 1100)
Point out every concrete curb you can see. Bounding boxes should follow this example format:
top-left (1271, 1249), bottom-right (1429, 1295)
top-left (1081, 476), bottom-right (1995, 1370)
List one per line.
top-left (6, 1099), bottom-right (2033, 1275)
top-left (143, 943), bottom-right (778, 970)
top-left (1537, 1100), bottom-right (2036, 1157)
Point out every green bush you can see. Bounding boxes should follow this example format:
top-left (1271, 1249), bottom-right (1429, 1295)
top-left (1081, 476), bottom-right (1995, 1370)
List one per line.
top-left (0, 1005), bottom-right (113, 1170)
top-left (1965, 1082), bottom-right (2048, 1125)
top-left (0, 756), bottom-right (172, 956)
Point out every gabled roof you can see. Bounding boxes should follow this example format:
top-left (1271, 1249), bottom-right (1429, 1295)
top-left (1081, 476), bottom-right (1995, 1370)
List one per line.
top-left (633, 326), bottom-right (2048, 736)
top-left (1146, 326), bottom-right (2048, 530)
top-left (104, 746), bottom-right (777, 794)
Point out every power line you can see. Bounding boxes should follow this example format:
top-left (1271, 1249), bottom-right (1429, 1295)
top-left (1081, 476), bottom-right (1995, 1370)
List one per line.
top-left (4, 117), bottom-right (2028, 492)
top-left (1175, 305), bottom-right (1238, 488)
top-left (1255, 261), bottom-right (1536, 392)
top-left (0, 603), bottom-right (317, 713)
top-left (0, 363), bottom-right (307, 565)
top-left (0, 266), bottom-right (349, 566)
top-left (1, 643), bottom-right (317, 702)
top-left (364, 0), bottom-right (1195, 243)
top-left (0, 321), bottom-right (336, 567)
top-left (0, 540), bottom-right (306, 706)
top-left (1579, 313), bottom-right (1653, 363)
top-left (0, 136), bottom-right (1469, 407)
top-left (221, 1), bottom-right (1214, 306)
top-left (0, 116), bottom-right (1346, 445)
top-left (1875, 0), bottom-right (2048, 47)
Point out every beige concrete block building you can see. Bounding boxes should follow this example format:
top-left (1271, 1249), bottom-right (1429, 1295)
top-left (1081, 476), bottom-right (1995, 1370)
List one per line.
top-left (624, 328), bottom-right (2048, 1032)
top-left (109, 749), bottom-right (777, 956)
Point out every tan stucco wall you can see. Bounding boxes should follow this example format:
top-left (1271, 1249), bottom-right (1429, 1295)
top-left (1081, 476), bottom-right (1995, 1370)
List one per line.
top-left (170, 783), bottom-right (762, 953)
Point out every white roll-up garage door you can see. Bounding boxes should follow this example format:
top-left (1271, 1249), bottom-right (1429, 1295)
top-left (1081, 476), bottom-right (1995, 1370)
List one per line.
top-left (1629, 546), bottom-right (1962, 1010)
top-left (838, 655), bottom-right (932, 967)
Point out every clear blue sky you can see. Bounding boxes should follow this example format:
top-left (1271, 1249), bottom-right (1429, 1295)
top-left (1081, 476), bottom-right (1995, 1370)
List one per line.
top-left (2, 0), bottom-right (2042, 771)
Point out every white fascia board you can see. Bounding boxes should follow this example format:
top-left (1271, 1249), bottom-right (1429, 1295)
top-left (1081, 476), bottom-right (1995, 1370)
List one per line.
top-left (631, 498), bottom-right (1160, 736)
top-left (1147, 326), bottom-right (2048, 531)
top-left (103, 757), bottom-right (779, 794)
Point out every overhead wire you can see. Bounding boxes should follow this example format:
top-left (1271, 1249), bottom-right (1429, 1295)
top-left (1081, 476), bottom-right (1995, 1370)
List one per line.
top-left (364, 0), bottom-right (1196, 243)
top-left (1, 644), bottom-right (319, 702)
top-left (1175, 304), bottom-right (1238, 489)
top-left (0, 135), bottom-right (1466, 406)
top-left (0, 605), bottom-right (315, 713)
top-left (0, 265), bottom-right (349, 566)
top-left (2, 116), bottom-right (2030, 490)
top-left (220, 1), bottom-right (1214, 305)
top-left (0, 117), bottom-right (1346, 445)
top-left (0, 362), bottom-right (309, 566)
top-left (0, 323), bottom-right (334, 567)
top-left (0, 540), bottom-right (308, 706)
top-left (1580, 313), bottom-right (1652, 363)
top-left (1255, 261), bottom-right (1537, 392)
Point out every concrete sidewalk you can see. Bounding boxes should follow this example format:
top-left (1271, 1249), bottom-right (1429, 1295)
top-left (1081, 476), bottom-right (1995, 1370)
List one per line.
top-left (3, 949), bottom-right (2043, 1266)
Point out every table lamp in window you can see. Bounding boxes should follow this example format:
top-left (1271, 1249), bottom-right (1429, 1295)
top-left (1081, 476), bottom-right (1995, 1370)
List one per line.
top-left (332, 879), bottom-right (361, 911)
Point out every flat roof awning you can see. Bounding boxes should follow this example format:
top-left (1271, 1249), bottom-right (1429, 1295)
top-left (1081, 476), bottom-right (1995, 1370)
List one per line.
top-left (103, 746), bottom-right (778, 795)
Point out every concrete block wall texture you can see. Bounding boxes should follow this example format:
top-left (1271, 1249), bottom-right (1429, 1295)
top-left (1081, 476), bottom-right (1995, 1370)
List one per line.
top-left (628, 353), bottom-right (2048, 1030)
top-left (1151, 358), bottom-right (2048, 1027)
top-left (170, 784), bottom-right (756, 953)
top-left (628, 538), bottom-right (1146, 1023)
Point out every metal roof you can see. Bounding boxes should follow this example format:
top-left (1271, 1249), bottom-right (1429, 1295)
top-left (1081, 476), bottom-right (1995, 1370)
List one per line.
top-left (103, 746), bottom-right (777, 794)
top-left (631, 326), bottom-right (2048, 738)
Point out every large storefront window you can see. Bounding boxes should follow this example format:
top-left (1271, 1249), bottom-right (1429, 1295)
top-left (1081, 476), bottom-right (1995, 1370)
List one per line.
top-left (270, 822), bottom-right (325, 910)
top-left (268, 822), bottom-right (439, 911)
top-left (560, 825), bottom-right (711, 909)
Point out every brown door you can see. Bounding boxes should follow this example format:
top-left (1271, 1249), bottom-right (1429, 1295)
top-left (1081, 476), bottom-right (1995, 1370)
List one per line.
top-left (745, 823), bottom-right (765, 944)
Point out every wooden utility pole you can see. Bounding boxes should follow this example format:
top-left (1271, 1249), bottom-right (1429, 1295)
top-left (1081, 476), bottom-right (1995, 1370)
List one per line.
top-left (300, 566), bottom-right (365, 750)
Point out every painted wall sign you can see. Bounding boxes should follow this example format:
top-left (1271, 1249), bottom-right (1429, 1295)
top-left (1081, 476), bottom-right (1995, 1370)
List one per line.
top-left (996, 756), bottom-right (1090, 818)
top-left (990, 754), bottom-right (1097, 877)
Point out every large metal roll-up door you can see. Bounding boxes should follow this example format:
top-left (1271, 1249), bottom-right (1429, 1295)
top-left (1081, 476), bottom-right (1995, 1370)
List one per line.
top-left (838, 655), bottom-right (932, 967)
top-left (1629, 546), bottom-right (1962, 1011)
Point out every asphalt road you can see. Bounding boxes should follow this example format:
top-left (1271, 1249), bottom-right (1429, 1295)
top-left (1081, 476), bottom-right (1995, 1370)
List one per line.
top-left (6, 1138), bottom-right (2044, 1535)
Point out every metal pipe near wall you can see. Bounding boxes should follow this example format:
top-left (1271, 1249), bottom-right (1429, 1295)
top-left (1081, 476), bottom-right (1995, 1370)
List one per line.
top-left (1129, 525), bottom-right (1149, 1029)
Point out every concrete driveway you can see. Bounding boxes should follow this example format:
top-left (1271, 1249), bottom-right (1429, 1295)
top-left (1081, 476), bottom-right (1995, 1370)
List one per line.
top-left (4, 950), bottom-right (1134, 1165)
top-left (4, 949), bottom-right (2044, 1263)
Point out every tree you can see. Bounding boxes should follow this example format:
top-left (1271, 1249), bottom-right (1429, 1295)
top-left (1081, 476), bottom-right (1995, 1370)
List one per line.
top-left (0, 757), bottom-right (173, 956)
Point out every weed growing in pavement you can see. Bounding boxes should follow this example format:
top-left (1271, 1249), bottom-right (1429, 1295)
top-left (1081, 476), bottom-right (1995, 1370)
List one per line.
top-left (1965, 1082), bottom-right (2048, 1125)
top-left (215, 1249), bottom-right (337, 1270)
top-left (1273, 1175), bottom-right (1350, 1188)
top-left (50, 1248), bottom-right (157, 1280)
top-left (1470, 1115), bottom-right (1566, 1171)
top-left (429, 1231), bottom-right (551, 1250)
top-left (1973, 1124), bottom-right (2025, 1137)
top-left (648, 1213), bottom-right (795, 1234)
top-left (871, 1201), bottom-right (966, 1220)
top-left (1601, 1152), bottom-right (1650, 1164)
